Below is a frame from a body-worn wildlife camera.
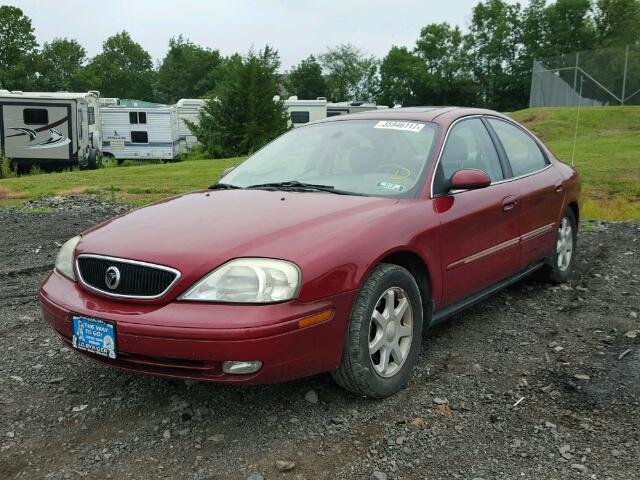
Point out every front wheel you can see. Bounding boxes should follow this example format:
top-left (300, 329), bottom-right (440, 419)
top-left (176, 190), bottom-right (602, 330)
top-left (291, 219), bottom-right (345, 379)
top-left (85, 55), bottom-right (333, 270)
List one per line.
top-left (332, 263), bottom-right (424, 398)
top-left (538, 208), bottom-right (577, 283)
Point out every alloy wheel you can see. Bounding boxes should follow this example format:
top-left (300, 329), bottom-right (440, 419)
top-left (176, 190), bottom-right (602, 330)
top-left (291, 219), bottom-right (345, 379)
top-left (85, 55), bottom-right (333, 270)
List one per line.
top-left (368, 287), bottom-right (413, 378)
top-left (557, 217), bottom-right (573, 272)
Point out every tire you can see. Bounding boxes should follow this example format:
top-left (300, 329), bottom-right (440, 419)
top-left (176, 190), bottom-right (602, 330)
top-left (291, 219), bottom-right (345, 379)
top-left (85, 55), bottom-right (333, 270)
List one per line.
top-left (87, 149), bottom-right (98, 170)
top-left (538, 208), bottom-right (577, 283)
top-left (332, 263), bottom-right (424, 398)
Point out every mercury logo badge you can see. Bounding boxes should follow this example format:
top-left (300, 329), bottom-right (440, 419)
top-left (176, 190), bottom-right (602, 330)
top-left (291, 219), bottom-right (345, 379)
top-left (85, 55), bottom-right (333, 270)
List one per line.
top-left (105, 266), bottom-right (121, 290)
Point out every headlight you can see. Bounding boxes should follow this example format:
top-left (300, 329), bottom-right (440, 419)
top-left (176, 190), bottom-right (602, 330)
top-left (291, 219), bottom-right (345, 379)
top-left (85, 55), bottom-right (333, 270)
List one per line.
top-left (55, 235), bottom-right (81, 281)
top-left (180, 258), bottom-right (301, 303)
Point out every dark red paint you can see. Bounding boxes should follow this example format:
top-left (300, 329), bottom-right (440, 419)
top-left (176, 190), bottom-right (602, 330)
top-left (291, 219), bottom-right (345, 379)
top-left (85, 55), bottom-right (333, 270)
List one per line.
top-left (40, 107), bottom-right (581, 384)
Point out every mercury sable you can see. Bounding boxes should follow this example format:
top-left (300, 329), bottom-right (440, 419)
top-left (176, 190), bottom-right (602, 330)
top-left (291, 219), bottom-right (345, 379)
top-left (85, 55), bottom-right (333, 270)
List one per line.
top-left (40, 107), bottom-right (580, 398)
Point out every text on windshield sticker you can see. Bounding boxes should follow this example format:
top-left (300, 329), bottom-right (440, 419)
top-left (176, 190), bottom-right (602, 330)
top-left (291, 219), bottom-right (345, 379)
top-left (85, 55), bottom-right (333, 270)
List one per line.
top-left (374, 121), bottom-right (425, 133)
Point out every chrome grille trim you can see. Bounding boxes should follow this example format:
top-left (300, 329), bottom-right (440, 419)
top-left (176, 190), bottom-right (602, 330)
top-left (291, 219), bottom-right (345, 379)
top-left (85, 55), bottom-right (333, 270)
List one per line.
top-left (75, 254), bottom-right (181, 300)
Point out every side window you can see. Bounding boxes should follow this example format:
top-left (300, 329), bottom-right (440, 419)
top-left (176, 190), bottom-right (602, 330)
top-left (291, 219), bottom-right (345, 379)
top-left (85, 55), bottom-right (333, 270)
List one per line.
top-left (290, 111), bottom-right (310, 124)
top-left (433, 118), bottom-right (504, 195)
top-left (88, 107), bottom-right (95, 125)
top-left (24, 108), bottom-right (48, 125)
top-left (487, 119), bottom-right (547, 177)
top-left (129, 112), bottom-right (147, 124)
top-left (131, 131), bottom-right (148, 143)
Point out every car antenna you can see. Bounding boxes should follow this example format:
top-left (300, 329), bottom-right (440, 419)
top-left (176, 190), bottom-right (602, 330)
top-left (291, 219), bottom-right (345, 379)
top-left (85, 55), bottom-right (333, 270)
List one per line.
top-left (570, 75), bottom-right (585, 168)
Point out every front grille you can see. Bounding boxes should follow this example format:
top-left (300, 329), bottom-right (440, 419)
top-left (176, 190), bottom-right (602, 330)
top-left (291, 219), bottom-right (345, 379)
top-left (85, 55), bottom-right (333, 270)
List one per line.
top-left (77, 255), bottom-right (179, 298)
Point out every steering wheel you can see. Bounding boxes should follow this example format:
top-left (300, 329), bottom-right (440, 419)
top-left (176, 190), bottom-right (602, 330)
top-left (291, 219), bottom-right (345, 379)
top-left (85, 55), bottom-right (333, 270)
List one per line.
top-left (374, 163), bottom-right (413, 179)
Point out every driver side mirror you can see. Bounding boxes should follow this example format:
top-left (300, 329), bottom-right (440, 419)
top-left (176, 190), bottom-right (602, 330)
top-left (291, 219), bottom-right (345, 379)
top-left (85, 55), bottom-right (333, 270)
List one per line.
top-left (222, 166), bottom-right (235, 177)
top-left (449, 169), bottom-right (491, 191)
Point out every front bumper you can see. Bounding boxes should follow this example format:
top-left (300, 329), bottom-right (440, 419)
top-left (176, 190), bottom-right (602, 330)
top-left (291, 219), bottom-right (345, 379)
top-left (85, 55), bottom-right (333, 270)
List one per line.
top-left (39, 271), bottom-right (356, 384)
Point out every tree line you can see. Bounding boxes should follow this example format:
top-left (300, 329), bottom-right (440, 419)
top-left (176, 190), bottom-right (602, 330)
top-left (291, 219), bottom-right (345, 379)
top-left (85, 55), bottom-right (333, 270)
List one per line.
top-left (0, 1), bottom-right (638, 157)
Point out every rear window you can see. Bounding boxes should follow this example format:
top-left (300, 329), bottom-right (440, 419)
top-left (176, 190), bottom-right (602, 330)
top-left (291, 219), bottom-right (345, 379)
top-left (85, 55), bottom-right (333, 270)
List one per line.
top-left (23, 108), bottom-right (48, 125)
top-left (131, 131), bottom-right (148, 143)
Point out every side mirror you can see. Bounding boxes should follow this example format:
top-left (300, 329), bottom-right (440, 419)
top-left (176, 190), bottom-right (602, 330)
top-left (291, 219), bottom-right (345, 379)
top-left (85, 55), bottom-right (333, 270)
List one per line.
top-left (222, 166), bottom-right (235, 177)
top-left (449, 169), bottom-right (491, 191)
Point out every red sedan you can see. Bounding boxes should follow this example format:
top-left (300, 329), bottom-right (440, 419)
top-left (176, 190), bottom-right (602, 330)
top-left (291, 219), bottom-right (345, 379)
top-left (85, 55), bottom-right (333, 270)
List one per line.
top-left (40, 107), bottom-right (580, 398)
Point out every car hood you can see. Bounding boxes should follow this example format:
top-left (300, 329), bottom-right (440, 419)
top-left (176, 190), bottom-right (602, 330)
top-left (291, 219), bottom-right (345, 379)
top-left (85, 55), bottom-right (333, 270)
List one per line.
top-left (76, 189), bottom-right (399, 296)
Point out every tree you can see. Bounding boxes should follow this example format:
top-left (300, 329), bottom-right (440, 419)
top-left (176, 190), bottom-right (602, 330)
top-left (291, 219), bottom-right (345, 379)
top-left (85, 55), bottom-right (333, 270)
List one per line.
top-left (545, 0), bottom-right (596, 54)
top-left (319, 44), bottom-right (379, 102)
top-left (35, 38), bottom-right (88, 91)
top-left (415, 23), bottom-right (476, 105)
top-left (467, 0), bottom-right (524, 110)
top-left (192, 46), bottom-right (288, 158)
top-left (86, 31), bottom-right (155, 100)
top-left (154, 36), bottom-right (223, 104)
top-left (595, 0), bottom-right (640, 47)
top-left (377, 46), bottom-right (428, 107)
top-left (285, 55), bottom-right (326, 99)
top-left (0, 6), bottom-right (37, 90)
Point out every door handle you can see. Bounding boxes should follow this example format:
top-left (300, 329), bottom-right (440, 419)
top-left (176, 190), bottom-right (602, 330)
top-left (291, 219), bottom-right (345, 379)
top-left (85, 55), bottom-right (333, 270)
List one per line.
top-left (502, 196), bottom-right (518, 212)
top-left (554, 182), bottom-right (563, 193)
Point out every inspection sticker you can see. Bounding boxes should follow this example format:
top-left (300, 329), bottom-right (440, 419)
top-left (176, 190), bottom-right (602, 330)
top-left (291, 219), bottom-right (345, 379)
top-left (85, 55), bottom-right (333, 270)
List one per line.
top-left (377, 181), bottom-right (405, 192)
top-left (374, 120), bottom-right (425, 133)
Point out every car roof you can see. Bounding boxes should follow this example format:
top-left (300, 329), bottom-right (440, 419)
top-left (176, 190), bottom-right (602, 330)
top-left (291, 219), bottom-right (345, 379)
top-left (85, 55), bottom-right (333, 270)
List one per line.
top-left (318, 106), bottom-right (510, 125)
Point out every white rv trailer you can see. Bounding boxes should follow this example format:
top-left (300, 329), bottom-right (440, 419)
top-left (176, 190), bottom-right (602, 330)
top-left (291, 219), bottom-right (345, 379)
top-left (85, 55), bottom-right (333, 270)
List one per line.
top-left (175, 98), bottom-right (205, 154)
top-left (100, 99), bottom-right (180, 162)
top-left (0, 90), bottom-right (101, 170)
top-left (283, 96), bottom-right (328, 127)
top-left (326, 101), bottom-right (380, 117)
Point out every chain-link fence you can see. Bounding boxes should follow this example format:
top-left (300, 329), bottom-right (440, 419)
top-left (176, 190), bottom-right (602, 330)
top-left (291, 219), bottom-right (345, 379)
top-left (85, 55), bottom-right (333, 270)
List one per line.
top-left (529, 45), bottom-right (640, 107)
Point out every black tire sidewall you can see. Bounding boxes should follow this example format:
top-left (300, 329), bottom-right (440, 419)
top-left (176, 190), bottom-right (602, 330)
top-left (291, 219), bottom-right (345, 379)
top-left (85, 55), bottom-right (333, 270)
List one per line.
top-left (354, 266), bottom-right (423, 398)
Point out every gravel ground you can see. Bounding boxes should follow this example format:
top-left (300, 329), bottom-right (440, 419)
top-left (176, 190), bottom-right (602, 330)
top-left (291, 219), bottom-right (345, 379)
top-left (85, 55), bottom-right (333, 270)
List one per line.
top-left (0, 195), bottom-right (638, 480)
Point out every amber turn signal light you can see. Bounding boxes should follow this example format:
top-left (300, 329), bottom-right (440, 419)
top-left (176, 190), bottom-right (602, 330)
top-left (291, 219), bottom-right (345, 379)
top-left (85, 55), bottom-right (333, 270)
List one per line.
top-left (297, 309), bottom-right (334, 329)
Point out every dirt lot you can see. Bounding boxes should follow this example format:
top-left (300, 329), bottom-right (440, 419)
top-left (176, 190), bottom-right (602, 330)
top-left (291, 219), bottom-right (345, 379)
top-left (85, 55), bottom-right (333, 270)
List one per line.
top-left (1, 196), bottom-right (638, 480)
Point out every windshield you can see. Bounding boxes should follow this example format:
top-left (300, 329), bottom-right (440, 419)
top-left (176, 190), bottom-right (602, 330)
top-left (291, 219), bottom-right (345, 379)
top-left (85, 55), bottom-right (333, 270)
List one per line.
top-left (221, 119), bottom-right (439, 197)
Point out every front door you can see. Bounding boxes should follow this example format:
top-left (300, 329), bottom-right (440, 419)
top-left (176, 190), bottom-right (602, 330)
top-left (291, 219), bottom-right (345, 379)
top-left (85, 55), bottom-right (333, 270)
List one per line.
top-left (433, 117), bottom-right (521, 307)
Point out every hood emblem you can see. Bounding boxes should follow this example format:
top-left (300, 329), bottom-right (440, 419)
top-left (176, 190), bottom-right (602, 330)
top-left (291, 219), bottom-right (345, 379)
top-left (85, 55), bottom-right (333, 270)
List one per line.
top-left (105, 266), bottom-right (121, 290)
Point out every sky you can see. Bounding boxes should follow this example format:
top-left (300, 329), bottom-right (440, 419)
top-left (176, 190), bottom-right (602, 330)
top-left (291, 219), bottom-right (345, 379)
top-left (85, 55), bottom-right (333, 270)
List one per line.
top-left (7, 0), bottom-right (525, 70)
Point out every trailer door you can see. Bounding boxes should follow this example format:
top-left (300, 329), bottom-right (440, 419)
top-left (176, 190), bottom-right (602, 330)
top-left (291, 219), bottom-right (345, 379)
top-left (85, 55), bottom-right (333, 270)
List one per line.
top-left (0, 103), bottom-right (72, 161)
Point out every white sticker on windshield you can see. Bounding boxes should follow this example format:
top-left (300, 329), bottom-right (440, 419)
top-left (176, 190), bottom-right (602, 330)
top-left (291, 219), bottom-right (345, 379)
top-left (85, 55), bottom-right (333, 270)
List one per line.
top-left (374, 120), bottom-right (425, 133)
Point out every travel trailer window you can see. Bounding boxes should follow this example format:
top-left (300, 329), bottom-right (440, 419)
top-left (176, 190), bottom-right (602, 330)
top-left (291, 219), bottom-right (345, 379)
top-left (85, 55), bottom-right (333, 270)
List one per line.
top-left (129, 112), bottom-right (147, 124)
top-left (131, 131), bottom-right (149, 143)
top-left (23, 108), bottom-right (49, 125)
top-left (290, 111), bottom-right (310, 124)
top-left (88, 107), bottom-right (95, 125)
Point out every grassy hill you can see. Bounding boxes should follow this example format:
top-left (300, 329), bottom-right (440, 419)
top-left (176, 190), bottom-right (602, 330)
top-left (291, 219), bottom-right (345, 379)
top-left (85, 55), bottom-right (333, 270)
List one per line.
top-left (1, 106), bottom-right (638, 220)
top-left (511, 106), bottom-right (639, 221)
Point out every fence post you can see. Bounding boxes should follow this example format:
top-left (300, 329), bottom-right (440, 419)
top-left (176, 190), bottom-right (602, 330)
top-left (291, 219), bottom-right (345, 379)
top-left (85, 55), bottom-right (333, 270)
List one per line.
top-left (621, 45), bottom-right (630, 106)
top-left (573, 52), bottom-right (580, 106)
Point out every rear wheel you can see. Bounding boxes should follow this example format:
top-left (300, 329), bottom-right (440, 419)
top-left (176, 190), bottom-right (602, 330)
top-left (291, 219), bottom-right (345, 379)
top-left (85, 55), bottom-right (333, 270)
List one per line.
top-left (538, 208), bottom-right (577, 283)
top-left (332, 263), bottom-right (424, 398)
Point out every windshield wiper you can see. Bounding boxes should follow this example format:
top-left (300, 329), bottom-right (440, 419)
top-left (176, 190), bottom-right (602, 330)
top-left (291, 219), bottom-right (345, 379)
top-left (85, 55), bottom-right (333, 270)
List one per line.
top-left (245, 181), bottom-right (357, 195)
top-left (208, 182), bottom-right (243, 190)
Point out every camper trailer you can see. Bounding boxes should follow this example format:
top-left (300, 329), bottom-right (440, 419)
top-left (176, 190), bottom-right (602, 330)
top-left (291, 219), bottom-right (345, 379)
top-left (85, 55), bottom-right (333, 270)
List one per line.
top-left (0, 90), bottom-right (101, 170)
top-left (100, 100), bottom-right (180, 162)
top-left (283, 96), bottom-right (328, 127)
top-left (326, 101), bottom-right (381, 117)
top-left (175, 98), bottom-right (205, 154)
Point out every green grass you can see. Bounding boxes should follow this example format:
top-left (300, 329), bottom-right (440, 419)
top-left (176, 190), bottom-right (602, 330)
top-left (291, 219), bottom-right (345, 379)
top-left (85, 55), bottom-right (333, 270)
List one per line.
top-left (511, 106), bottom-right (640, 221)
top-left (1, 106), bottom-right (638, 221)
top-left (0, 158), bottom-right (242, 207)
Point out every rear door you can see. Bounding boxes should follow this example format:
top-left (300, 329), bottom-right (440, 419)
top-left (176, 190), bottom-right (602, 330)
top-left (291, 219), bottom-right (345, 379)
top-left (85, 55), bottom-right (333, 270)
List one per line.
top-left (486, 118), bottom-right (565, 268)
top-left (433, 117), bottom-right (521, 307)
top-left (1, 103), bottom-right (72, 160)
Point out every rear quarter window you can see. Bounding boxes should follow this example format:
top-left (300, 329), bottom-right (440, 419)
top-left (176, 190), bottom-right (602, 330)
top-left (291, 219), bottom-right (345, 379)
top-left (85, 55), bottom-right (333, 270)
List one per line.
top-left (488, 119), bottom-right (548, 177)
